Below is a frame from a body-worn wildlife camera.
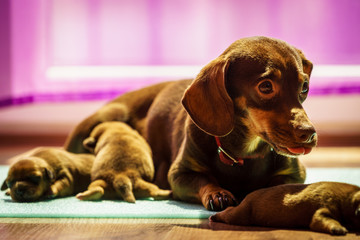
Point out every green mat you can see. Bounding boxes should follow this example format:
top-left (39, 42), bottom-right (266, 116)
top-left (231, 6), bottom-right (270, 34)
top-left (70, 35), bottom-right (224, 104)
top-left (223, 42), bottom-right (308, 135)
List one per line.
top-left (0, 166), bottom-right (359, 218)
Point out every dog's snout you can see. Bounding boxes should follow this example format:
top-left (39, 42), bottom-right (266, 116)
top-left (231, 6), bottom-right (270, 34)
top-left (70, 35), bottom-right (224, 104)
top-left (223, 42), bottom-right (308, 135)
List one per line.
top-left (15, 186), bottom-right (26, 196)
top-left (295, 126), bottom-right (317, 143)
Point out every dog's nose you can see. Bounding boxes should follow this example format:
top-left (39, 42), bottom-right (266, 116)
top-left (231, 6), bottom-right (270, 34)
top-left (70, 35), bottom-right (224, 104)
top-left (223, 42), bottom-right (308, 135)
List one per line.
top-left (295, 126), bottom-right (317, 143)
top-left (15, 187), bottom-right (26, 196)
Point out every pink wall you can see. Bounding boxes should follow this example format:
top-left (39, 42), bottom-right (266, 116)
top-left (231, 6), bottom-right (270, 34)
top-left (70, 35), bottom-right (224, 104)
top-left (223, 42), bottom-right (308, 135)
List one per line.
top-left (1, 0), bottom-right (360, 105)
top-left (0, 0), bottom-right (11, 101)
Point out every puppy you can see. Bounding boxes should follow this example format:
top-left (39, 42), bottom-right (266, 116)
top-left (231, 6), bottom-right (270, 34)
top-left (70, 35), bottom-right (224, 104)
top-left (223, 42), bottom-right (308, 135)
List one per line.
top-left (76, 121), bottom-right (171, 202)
top-left (210, 182), bottom-right (360, 235)
top-left (1, 147), bottom-right (94, 202)
top-left (65, 36), bottom-right (317, 210)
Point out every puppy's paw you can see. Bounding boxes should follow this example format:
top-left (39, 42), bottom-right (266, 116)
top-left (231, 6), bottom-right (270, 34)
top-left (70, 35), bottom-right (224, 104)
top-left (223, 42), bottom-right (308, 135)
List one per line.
top-left (44, 188), bottom-right (56, 199)
top-left (151, 189), bottom-right (172, 200)
top-left (209, 214), bottom-right (222, 223)
top-left (49, 186), bottom-right (58, 198)
top-left (201, 189), bottom-right (237, 211)
top-left (134, 179), bottom-right (172, 200)
top-left (329, 225), bottom-right (348, 235)
top-left (76, 187), bottom-right (104, 201)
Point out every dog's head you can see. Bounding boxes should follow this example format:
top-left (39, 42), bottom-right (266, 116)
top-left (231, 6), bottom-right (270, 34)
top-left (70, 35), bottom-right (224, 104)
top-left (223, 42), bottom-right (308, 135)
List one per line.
top-left (182, 36), bottom-right (317, 157)
top-left (1, 158), bottom-right (54, 202)
top-left (349, 190), bottom-right (360, 230)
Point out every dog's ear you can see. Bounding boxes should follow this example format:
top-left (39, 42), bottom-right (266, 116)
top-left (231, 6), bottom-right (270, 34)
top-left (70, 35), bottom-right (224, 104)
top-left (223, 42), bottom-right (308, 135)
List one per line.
top-left (182, 58), bottom-right (234, 136)
top-left (353, 191), bottom-right (360, 217)
top-left (83, 137), bottom-right (97, 152)
top-left (1, 180), bottom-right (8, 191)
top-left (295, 49), bottom-right (313, 77)
top-left (44, 168), bottom-right (55, 181)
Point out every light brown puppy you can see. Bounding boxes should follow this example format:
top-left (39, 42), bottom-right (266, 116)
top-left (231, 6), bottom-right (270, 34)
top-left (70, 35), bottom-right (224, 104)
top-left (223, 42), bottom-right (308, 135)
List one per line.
top-left (1, 147), bottom-right (94, 202)
top-left (210, 182), bottom-right (360, 235)
top-left (65, 36), bottom-right (317, 211)
top-left (76, 121), bottom-right (171, 202)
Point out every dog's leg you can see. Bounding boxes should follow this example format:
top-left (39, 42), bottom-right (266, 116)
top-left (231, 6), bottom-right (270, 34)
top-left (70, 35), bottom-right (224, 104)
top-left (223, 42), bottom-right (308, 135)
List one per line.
top-left (169, 169), bottom-right (237, 211)
top-left (309, 208), bottom-right (348, 235)
top-left (113, 174), bottom-right (136, 203)
top-left (168, 140), bottom-right (237, 211)
top-left (133, 178), bottom-right (172, 200)
top-left (76, 179), bottom-right (107, 201)
top-left (199, 183), bottom-right (238, 211)
top-left (49, 171), bottom-right (74, 198)
top-left (209, 203), bottom-right (251, 225)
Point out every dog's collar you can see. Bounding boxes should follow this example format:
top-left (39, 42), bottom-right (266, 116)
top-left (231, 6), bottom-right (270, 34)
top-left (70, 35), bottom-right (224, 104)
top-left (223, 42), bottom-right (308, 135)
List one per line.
top-left (215, 137), bottom-right (244, 166)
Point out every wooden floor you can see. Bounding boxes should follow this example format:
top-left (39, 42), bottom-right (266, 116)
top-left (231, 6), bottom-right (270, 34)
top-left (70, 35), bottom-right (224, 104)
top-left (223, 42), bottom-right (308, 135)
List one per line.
top-left (0, 100), bottom-right (360, 239)
top-left (0, 217), bottom-right (359, 239)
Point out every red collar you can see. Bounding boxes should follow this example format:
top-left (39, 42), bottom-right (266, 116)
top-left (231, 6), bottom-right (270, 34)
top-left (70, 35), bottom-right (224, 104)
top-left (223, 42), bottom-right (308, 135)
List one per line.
top-left (215, 137), bottom-right (244, 166)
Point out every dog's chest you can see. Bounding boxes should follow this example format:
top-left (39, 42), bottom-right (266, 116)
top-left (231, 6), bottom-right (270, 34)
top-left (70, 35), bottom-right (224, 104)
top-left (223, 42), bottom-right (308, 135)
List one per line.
top-left (211, 155), bottom-right (273, 196)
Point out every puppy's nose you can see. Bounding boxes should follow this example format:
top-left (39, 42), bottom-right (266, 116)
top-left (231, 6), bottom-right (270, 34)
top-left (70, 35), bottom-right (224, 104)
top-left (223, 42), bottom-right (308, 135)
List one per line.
top-left (15, 187), bottom-right (26, 196)
top-left (295, 126), bottom-right (317, 143)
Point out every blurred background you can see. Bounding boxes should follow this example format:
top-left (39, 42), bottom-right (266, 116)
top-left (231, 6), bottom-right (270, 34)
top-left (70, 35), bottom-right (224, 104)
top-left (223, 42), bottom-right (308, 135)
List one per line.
top-left (0, 0), bottom-right (359, 165)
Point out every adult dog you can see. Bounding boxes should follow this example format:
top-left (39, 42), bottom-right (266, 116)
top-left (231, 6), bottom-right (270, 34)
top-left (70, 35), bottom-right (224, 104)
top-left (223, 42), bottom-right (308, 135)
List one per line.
top-left (65, 36), bottom-right (317, 210)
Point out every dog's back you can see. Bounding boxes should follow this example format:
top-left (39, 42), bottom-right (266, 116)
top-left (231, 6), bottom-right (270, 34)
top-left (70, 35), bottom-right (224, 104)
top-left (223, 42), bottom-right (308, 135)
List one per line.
top-left (64, 81), bottom-right (173, 153)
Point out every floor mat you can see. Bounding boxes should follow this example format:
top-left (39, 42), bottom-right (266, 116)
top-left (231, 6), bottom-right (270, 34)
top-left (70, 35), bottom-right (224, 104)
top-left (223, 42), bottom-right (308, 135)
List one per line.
top-left (0, 166), bottom-right (359, 218)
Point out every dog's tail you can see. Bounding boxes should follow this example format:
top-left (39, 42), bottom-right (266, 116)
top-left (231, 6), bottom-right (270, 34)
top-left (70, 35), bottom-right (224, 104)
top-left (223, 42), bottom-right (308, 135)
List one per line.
top-left (113, 171), bottom-right (172, 203)
top-left (64, 103), bottom-right (129, 153)
top-left (113, 174), bottom-right (136, 203)
top-left (76, 179), bottom-right (108, 201)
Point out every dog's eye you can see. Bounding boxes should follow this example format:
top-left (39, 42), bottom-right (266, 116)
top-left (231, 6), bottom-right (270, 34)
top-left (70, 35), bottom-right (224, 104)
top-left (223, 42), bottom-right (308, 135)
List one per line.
top-left (258, 80), bottom-right (273, 94)
top-left (301, 81), bottom-right (309, 94)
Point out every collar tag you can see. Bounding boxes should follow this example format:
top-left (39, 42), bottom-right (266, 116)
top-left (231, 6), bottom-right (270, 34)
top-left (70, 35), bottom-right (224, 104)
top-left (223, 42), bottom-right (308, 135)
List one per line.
top-left (215, 137), bottom-right (244, 166)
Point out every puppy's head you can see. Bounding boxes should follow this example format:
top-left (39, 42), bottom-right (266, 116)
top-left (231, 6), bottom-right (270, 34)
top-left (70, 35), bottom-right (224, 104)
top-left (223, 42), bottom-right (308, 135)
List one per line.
top-left (182, 36), bottom-right (317, 157)
top-left (1, 158), bottom-right (54, 202)
top-left (349, 190), bottom-right (360, 230)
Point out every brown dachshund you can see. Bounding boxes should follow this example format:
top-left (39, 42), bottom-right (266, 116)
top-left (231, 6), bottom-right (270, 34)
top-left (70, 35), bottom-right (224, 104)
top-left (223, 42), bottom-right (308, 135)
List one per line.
top-left (210, 182), bottom-right (360, 235)
top-left (1, 147), bottom-right (93, 202)
top-left (76, 121), bottom-right (171, 202)
top-left (65, 36), bottom-right (317, 210)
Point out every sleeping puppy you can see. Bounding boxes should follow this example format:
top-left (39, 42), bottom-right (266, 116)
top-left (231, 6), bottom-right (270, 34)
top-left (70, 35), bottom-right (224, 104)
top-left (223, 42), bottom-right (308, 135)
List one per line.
top-left (76, 121), bottom-right (171, 202)
top-left (65, 36), bottom-right (317, 210)
top-left (210, 182), bottom-right (360, 235)
top-left (1, 147), bottom-right (94, 202)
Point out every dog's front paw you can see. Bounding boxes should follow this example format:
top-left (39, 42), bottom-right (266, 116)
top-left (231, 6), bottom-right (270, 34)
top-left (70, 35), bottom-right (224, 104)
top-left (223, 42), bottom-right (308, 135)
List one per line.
top-left (329, 225), bottom-right (348, 235)
top-left (200, 186), bottom-right (237, 211)
top-left (45, 188), bottom-right (56, 199)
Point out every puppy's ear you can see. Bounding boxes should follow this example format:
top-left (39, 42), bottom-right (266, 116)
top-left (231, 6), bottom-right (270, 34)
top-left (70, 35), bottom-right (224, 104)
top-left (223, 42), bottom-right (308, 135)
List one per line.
top-left (1, 180), bottom-right (8, 191)
top-left (83, 137), bottom-right (97, 152)
top-left (182, 58), bottom-right (234, 136)
top-left (295, 49), bottom-right (313, 77)
top-left (353, 191), bottom-right (360, 217)
top-left (44, 168), bottom-right (55, 181)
